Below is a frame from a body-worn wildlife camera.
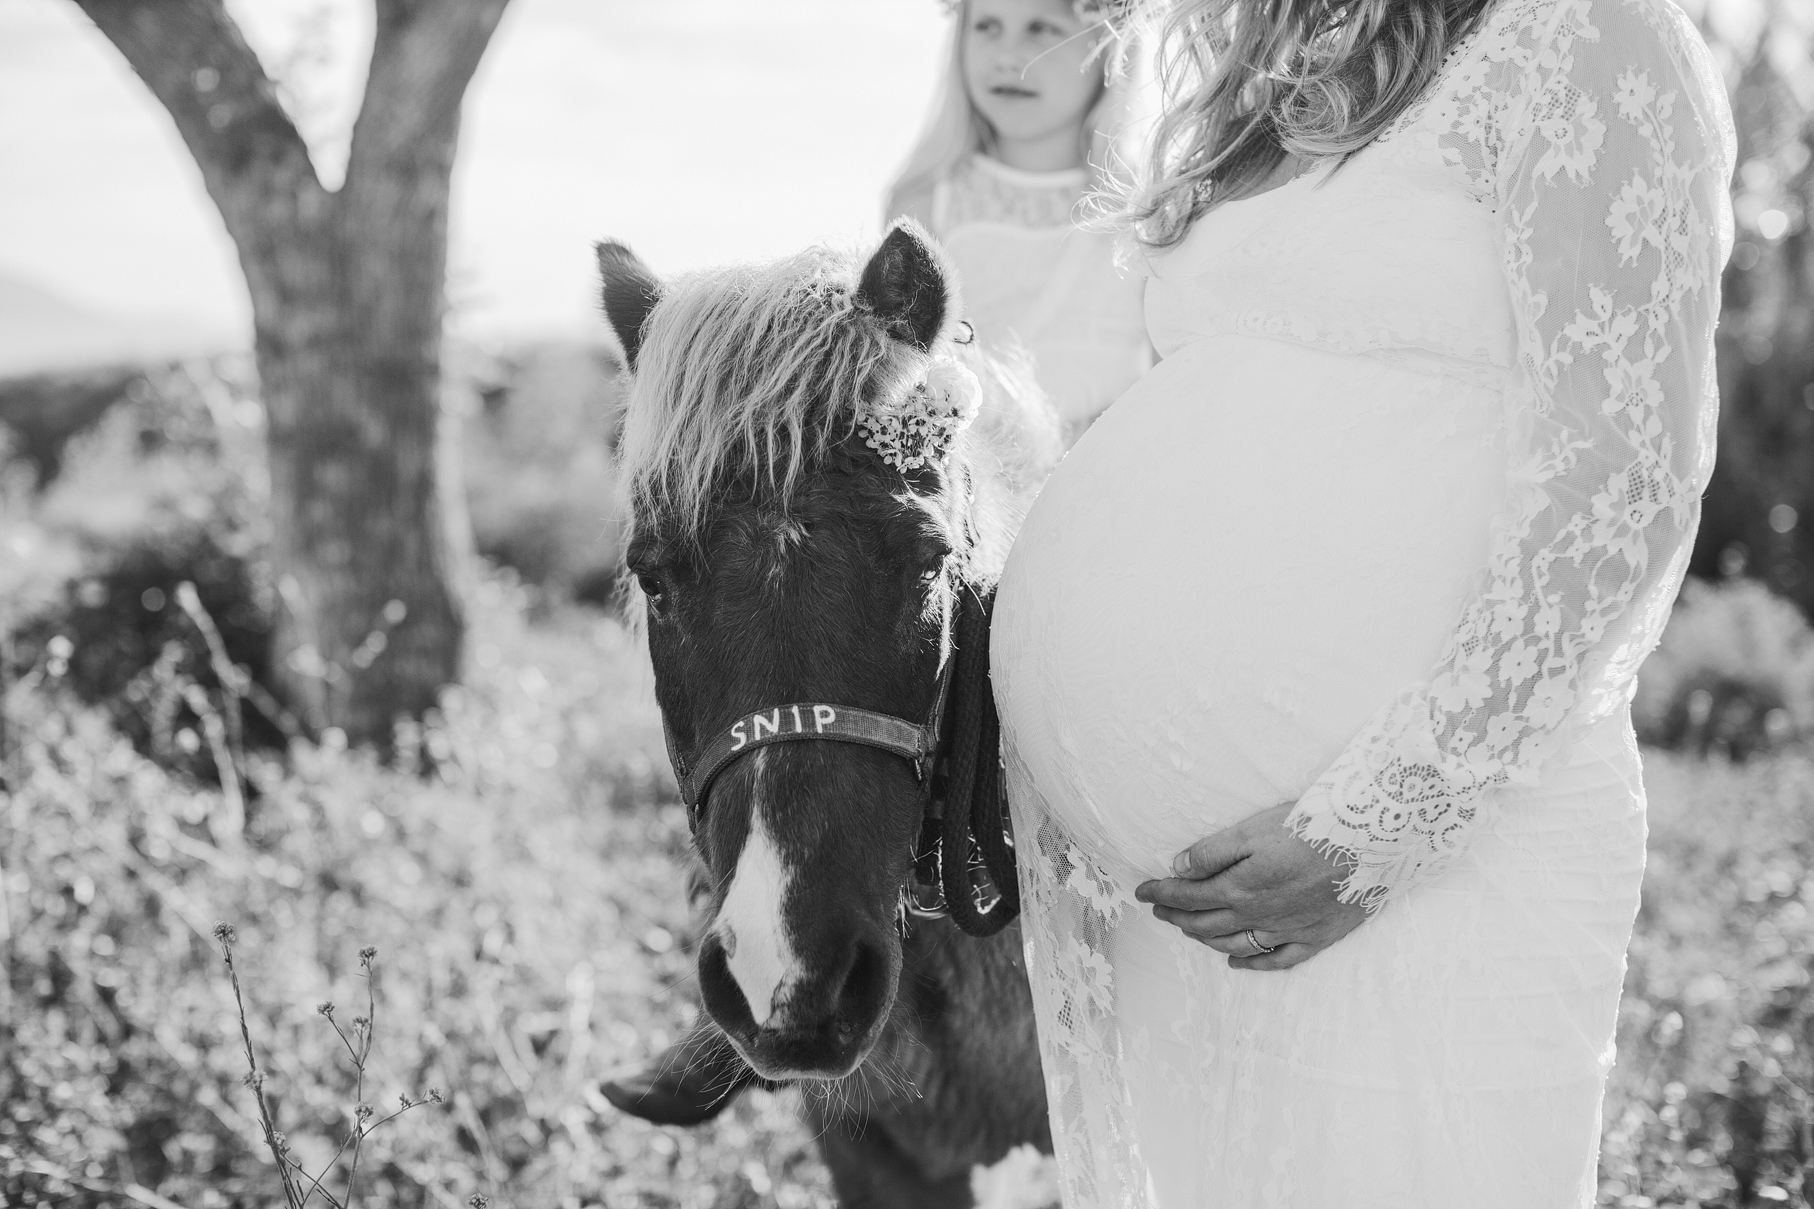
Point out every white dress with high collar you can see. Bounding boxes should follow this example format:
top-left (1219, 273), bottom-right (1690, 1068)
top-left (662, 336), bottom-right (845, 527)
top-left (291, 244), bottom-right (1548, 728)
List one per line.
top-left (933, 154), bottom-right (1152, 444)
top-left (991, 0), bottom-right (1734, 1203)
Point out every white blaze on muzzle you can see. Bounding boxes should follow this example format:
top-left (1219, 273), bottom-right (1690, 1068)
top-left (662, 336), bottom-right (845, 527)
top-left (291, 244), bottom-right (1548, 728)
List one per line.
top-left (715, 750), bottom-right (800, 1028)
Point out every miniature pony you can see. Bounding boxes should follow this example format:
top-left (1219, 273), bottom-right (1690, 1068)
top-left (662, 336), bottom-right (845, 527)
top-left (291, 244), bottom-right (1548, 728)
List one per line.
top-left (599, 222), bottom-right (1060, 1206)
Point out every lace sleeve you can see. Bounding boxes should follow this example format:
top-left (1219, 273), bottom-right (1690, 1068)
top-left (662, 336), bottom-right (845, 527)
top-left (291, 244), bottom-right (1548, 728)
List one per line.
top-left (1286, 0), bottom-right (1736, 908)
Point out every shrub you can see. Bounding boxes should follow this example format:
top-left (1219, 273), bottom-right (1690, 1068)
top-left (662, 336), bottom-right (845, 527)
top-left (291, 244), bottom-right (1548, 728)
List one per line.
top-left (1601, 749), bottom-right (1814, 1206)
top-left (4, 358), bottom-right (281, 787)
top-left (1634, 579), bottom-right (1814, 759)
top-left (0, 358), bottom-right (266, 641)
top-left (460, 342), bottom-right (627, 604)
top-left (0, 578), bottom-right (831, 1208)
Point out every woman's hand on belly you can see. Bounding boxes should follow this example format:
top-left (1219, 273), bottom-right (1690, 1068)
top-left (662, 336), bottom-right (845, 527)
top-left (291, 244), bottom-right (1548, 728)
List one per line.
top-left (1134, 805), bottom-right (1368, 971)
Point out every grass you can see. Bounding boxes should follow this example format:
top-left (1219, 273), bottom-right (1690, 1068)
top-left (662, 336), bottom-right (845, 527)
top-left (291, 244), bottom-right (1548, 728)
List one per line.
top-left (5, 578), bottom-right (1813, 1206)
top-left (2, 356), bottom-right (1812, 1203)
top-left (1, 576), bottom-right (832, 1208)
top-left (1600, 749), bottom-right (1814, 1206)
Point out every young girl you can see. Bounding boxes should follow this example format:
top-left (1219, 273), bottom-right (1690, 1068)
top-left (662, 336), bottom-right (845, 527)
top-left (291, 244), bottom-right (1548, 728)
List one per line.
top-left (890, 0), bottom-right (1153, 444)
top-left (600, 0), bottom-right (1154, 1128)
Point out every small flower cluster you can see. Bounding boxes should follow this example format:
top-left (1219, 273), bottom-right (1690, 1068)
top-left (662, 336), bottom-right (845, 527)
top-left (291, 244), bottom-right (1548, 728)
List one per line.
top-left (856, 357), bottom-right (983, 474)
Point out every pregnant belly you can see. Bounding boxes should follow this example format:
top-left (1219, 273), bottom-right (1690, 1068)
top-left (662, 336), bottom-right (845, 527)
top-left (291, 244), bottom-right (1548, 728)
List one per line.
top-left (993, 335), bottom-right (1508, 881)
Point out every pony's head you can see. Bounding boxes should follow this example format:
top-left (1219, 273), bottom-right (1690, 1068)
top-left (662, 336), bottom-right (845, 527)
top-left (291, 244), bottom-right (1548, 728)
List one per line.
top-left (600, 222), bottom-right (1053, 1082)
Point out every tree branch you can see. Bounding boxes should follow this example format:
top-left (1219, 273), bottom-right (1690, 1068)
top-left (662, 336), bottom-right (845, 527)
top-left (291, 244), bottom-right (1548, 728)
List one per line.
top-left (72, 0), bottom-right (326, 260)
top-left (333, 0), bottom-right (513, 361)
top-left (345, 0), bottom-right (512, 189)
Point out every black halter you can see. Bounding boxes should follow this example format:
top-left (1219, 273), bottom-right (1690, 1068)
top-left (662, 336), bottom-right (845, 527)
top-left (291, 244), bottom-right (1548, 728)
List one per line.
top-left (662, 650), bottom-right (955, 814)
top-left (658, 586), bottom-right (1019, 937)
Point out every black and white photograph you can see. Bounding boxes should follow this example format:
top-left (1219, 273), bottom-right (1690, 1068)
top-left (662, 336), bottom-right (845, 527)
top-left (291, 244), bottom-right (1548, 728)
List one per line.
top-left (2, 0), bottom-right (1812, 1205)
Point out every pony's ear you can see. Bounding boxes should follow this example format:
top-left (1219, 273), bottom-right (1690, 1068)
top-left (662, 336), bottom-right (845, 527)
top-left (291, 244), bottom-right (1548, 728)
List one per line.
top-left (855, 220), bottom-right (957, 352)
top-left (595, 240), bottom-right (664, 372)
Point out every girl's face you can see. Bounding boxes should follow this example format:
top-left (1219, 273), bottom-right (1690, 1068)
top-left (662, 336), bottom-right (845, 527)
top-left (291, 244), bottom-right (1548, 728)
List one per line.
top-left (962, 0), bottom-right (1105, 153)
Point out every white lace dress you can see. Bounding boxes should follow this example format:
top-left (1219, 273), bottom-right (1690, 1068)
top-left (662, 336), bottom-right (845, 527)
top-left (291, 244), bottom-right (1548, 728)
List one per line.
top-left (932, 155), bottom-right (1153, 440)
top-left (990, 0), bottom-right (1735, 1204)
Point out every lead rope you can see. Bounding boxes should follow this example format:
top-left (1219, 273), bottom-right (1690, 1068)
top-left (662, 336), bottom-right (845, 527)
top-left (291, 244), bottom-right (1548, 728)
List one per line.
top-left (938, 586), bottom-right (1020, 937)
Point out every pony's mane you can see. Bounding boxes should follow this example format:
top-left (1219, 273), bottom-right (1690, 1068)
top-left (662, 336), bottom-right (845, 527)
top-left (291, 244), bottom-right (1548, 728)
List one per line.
top-left (618, 244), bottom-right (1060, 580)
top-left (618, 245), bottom-right (924, 544)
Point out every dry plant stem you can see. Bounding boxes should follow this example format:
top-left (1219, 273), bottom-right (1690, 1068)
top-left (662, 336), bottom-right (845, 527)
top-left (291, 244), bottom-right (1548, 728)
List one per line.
top-left (297, 1123), bottom-right (358, 1208)
top-left (175, 580), bottom-right (246, 759)
top-left (297, 1101), bottom-right (430, 1209)
top-left (303, 956), bottom-right (388, 1209)
top-left (346, 966), bottom-right (377, 1208)
top-left (218, 938), bottom-right (306, 1208)
top-left (217, 932), bottom-right (425, 1209)
top-left (330, 1016), bottom-right (364, 1068)
top-left (296, 1017), bottom-right (369, 1206)
top-left (290, 1154), bottom-right (349, 1209)
top-left (181, 680), bottom-right (246, 838)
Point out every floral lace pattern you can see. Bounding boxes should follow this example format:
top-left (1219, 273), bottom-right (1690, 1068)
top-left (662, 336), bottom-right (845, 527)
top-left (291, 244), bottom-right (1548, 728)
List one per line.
top-left (1285, 0), bottom-right (1735, 905)
top-left (1009, 746), bottom-right (1158, 1209)
top-left (937, 155), bottom-right (1088, 233)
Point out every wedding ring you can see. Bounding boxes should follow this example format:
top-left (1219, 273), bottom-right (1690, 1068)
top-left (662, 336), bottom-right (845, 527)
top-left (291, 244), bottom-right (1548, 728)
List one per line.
top-left (1244, 929), bottom-right (1276, 955)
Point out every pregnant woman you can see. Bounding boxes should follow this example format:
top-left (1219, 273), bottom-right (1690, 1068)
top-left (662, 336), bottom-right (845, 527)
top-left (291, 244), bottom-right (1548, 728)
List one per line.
top-left (992, 0), bottom-right (1734, 1204)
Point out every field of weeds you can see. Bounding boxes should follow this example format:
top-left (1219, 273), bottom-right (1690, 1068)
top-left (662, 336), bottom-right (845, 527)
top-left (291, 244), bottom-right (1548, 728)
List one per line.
top-left (6, 576), bottom-right (1814, 1206)
top-left (4, 362), bottom-right (1814, 1208)
top-left (2, 578), bottom-right (835, 1208)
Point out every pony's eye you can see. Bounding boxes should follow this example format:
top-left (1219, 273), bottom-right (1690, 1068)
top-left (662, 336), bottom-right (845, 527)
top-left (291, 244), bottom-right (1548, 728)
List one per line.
top-left (637, 572), bottom-right (667, 606)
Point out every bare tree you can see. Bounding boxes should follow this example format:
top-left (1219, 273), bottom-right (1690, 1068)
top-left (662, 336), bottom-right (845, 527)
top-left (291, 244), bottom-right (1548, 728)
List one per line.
top-left (74, 0), bottom-right (511, 743)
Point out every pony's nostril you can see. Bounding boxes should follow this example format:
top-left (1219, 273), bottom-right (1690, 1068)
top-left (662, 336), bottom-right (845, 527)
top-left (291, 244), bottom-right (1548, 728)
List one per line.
top-left (832, 938), bottom-right (889, 1037)
top-left (697, 935), bottom-right (757, 1040)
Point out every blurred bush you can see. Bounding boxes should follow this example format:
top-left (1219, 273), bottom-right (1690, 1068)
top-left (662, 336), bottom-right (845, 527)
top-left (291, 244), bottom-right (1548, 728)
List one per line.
top-left (459, 341), bottom-right (627, 605)
top-left (0, 359), bottom-right (263, 639)
top-left (0, 340), bottom-right (632, 622)
top-left (0, 364), bottom-right (146, 488)
top-left (1634, 578), bottom-right (1814, 760)
top-left (0, 578), bottom-right (833, 1208)
top-left (1601, 749), bottom-right (1814, 1207)
top-left (1690, 15), bottom-right (1814, 618)
top-left (0, 339), bottom-right (634, 784)
top-left (1, 359), bottom-right (280, 787)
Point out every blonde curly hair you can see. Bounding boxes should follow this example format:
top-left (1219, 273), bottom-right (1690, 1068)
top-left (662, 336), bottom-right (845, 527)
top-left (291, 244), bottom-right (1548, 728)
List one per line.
top-left (1118, 0), bottom-right (1491, 248)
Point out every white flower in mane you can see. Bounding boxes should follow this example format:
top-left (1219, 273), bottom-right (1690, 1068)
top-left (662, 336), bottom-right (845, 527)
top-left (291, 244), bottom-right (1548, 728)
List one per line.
top-left (856, 356), bottom-right (984, 474)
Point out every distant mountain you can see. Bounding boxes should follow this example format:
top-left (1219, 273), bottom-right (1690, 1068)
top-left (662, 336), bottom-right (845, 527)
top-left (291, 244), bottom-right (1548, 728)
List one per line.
top-left (0, 273), bottom-right (235, 379)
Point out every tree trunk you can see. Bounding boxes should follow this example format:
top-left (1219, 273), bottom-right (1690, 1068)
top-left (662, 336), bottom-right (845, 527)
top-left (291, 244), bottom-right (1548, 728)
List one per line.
top-left (256, 176), bottom-right (466, 740)
top-left (74, 0), bottom-right (509, 744)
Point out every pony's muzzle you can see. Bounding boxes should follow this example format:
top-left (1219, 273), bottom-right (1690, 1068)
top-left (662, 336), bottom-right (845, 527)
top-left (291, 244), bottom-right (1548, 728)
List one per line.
top-left (698, 926), bottom-right (899, 1080)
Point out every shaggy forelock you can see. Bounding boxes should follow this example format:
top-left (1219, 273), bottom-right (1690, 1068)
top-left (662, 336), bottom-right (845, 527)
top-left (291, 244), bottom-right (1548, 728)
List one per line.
top-left (618, 246), bottom-right (928, 544)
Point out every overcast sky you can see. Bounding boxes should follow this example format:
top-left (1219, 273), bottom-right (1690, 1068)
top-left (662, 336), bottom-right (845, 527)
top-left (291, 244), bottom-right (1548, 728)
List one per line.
top-left (0, 0), bottom-right (947, 346)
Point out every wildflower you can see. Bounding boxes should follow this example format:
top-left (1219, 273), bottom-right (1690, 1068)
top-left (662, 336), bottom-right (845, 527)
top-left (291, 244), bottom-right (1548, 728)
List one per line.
top-left (360, 945), bottom-right (378, 966)
top-left (211, 921), bottom-right (237, 948)
top-left (242, 1070), bottom-right (265, 1091)
top-left (399, 1092), bottom-right (413, 1109)
top-left (469, 1196), bottom-right (490, 1209)
top-left (427, 1087), bottom-right (445, 1103)
top-left (270, 1131), bottom-right (289, 1154)
top-left (352, 1015), bottom-right (371, 1034)
top-left (356, 1102), bottom-right (374, 1122)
